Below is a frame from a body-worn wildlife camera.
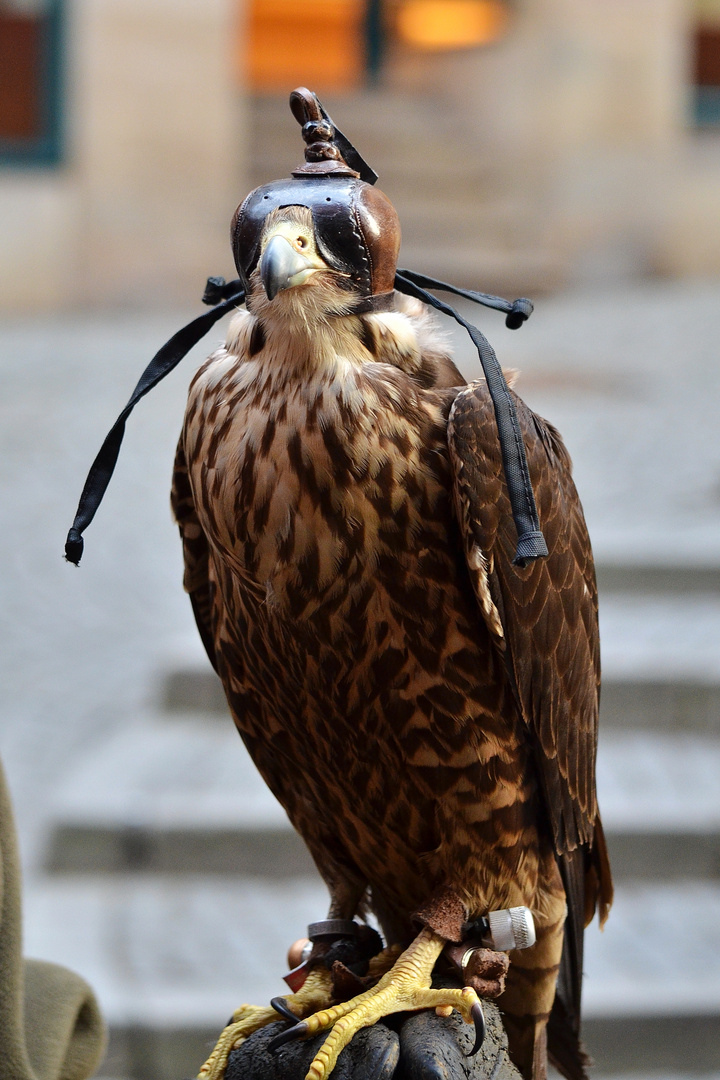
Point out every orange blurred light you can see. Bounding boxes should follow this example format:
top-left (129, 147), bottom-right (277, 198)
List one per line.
top-left (243, 0), bottom-right (365, 93)
top-left (396, 0), bottom-right (508, 51)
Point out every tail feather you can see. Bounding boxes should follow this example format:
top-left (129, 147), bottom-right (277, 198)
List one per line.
top-left (547, 994), bottom-right (592, 1080)
top-left (585, 814), bottom-right (614, 929)
top-left (502, 1012), bottom-right (550, 1080)
top-left (548, 815), bottom-right (614, 1080)
top-left (547, 886), bottom-right (590, 1080)
top-left (556, 846), bottom-right (585, 1028)
top-left (547, 845), bottom-right (586, 1080)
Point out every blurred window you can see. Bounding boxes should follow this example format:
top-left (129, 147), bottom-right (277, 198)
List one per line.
top-left (0, 0), bottom-right (63, 165)
top-left (693, 0), bottom-right (720, 124)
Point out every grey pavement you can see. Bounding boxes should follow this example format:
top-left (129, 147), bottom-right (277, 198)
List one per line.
top-left (2, 278), bottom-right (720, 1078)
top-left (0, 310), bottom-right (213, 870)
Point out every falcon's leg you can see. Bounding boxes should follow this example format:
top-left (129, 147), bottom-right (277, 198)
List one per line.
top-left (271, 927), bottom-right (484, 1080)
top-left (498, 864), bottom-right (568, 1080)
top-left (197, 875), bottom-right (368, 1080)
top-left (197, 967), bottom-right (334, 1080)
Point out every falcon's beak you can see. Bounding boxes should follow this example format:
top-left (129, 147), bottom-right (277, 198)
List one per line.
top-left (260, 234), bottom-right (326, 301)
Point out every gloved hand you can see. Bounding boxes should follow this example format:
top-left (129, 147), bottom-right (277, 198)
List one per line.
top-left (224, 999), bottom-right (520, 1080)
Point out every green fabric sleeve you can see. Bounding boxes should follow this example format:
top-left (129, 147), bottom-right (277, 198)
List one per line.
top-left (0, 759), bottom-right (107, 1080)
top-left (23, 959), bottom-right (107, 1080)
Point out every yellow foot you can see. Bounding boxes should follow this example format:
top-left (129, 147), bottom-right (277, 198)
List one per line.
top-left (197, 967), bottom-right (334, 1080)
top-left (272, 928), bottom-right (485, 1080)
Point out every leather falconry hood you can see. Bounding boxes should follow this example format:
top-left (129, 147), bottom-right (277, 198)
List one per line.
top-left (231, 87), bottom-right (400, 313)
top-left (65, 87), bottom-right (548, 570)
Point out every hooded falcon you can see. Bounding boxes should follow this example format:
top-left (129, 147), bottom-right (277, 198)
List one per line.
top-left (165, 91), bottom-right (613, 1080)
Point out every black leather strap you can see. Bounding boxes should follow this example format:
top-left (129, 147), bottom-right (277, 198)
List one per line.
top-left (64, 283), bottom-right (245, 565)
top-left (394, 271), bottom-right (547, 567)
top-left (347, 291), bottom-right (396, 314)
top-left (396, 268), bottom-right (533, 330)
top-left (307, 920), bottom-right (359, 941)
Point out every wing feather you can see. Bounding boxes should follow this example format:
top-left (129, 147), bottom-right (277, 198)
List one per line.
top-left (448, 381), bottom-right (600, 854)
top-left (448, 381), bottom-right (613, 1068)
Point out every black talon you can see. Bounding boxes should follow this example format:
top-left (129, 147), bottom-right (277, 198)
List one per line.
top-left (468, 1001), bottom-right (486, 1055)
top-left (270, 996), bottom-right (300, 1024)
top-left (268, 1020), bottom-right (309, 1053)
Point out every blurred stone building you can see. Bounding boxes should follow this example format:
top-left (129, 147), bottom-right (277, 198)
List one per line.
top-left (1, 0), bottom-right (719, 311)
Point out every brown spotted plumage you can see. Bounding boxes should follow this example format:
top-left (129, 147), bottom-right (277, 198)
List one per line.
top-left (172, 206), bottom-right (612, 1080)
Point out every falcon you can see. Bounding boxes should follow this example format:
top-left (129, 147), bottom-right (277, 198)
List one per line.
top-left (163, 91), bottom-right (613, 1080)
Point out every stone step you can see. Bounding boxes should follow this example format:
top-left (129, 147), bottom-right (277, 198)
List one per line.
top-left (247, 92), bottom-right (527, 217)
top-left (250, 142), bottom-right (501, 202)
top-left (22, 877), bottom-right (720, 1078)
top-left (600, 680), bottom-right (720, 734)
top-left (100, 1016), bottom-right (720, 1080)
top-left (597, 595), bottom-right (720, 688)
top-left (395, 242), bottom-right (564, 295)
top-left (47, 822), bottom-right (315, 878)
top-left (98, 1016), bottom-right (720, 1080)
top-left (598, 733), bottom-right (720, 880)
top-left (44, 715), bottom-right (313, 875)
top-left (581, 882), bottom-right (720, 1073)
top-left (49, 818), bottom-right (720, 884)
top-left (595, 562), bottom-right (720, 595)
top-left (248, 91), bottom-right (489, 187)
top-left (45, 719), bottom-right (720, 880)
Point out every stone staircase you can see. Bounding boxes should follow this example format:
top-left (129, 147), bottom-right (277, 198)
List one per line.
top-left (247, 93), bottom-right (565, 294)
top-left (22, 564), bottom-right (720, 1080)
